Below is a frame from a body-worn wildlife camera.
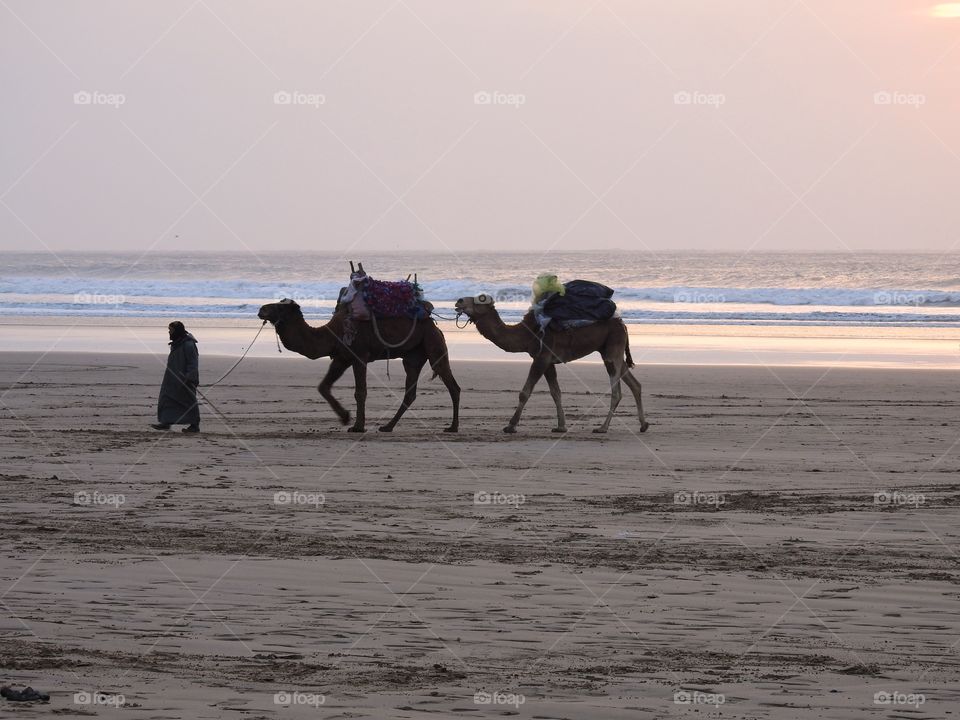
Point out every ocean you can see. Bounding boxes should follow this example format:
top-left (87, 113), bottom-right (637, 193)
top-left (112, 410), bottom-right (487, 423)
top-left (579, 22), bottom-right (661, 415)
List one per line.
top-left (3, 251), bottom-right (960, 327)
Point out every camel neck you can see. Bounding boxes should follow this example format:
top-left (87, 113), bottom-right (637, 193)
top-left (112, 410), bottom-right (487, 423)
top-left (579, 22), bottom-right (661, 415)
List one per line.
top-left (472, 310), bottom-right (537, 354)
top-left (276, 314), bottom-right (336, 359)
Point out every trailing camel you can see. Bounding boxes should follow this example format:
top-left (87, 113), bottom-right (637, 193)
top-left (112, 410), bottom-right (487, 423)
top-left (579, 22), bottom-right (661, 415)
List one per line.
top-left (258, 299), bottom-right (459, 433)
top-left (455, 294), bottom-right (648, 434)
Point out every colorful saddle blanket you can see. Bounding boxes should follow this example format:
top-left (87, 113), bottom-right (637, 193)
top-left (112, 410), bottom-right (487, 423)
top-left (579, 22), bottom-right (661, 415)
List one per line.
top-left (340, 273), bottom-right (427, 320)
top-left (363, 278), bottom-right (423, 318)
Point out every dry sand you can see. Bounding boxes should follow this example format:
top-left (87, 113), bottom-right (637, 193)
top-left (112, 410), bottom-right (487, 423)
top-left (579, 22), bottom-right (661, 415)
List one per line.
top-left (2, 351), bottom-right (960, 718)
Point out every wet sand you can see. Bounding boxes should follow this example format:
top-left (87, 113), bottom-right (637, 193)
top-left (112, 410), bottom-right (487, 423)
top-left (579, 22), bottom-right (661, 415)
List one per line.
top-left (2, 351), bottom-right (960, 718)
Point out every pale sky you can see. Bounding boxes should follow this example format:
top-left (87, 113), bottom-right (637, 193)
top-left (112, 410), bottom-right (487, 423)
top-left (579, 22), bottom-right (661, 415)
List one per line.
top-left (1, 1), bottom-right (959, 254)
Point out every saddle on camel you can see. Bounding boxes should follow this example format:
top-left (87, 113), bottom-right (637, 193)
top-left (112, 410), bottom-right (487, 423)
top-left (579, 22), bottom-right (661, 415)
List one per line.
top-left (337, 262), bottom-right (433, 337)
top-left (529, 273), bottom-right (618, 332)
top-left (257, 262), bottom-right (459, 433)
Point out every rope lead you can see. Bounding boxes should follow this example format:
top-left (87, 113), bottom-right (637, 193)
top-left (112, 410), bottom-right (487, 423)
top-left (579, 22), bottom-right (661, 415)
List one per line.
top-left (205, 320), bottom-right (268, 388)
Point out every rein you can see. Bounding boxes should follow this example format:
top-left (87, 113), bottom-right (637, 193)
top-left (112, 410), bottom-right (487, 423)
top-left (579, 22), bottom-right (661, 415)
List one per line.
top-left (205, 320), bottom-right (269, 388)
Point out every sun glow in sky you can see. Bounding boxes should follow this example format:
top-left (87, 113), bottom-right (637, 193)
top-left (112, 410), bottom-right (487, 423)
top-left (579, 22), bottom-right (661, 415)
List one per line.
top-left (931, 3), bottom-right (960, 17)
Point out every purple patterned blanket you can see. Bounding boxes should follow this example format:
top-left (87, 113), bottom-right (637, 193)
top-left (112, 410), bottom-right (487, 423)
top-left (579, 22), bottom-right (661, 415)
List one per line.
top-left (361, 279), bottom-right (423, 318)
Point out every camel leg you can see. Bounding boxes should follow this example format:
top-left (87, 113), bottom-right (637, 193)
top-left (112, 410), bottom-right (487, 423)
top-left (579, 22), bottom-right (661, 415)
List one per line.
top-left (427, 348), bottom-right (461, 433)
top-left (505, 358), bottom-right (548, 434)
top-left (317, 355), bottom-right (352, 426)
top-left (544, 364), bottom-right (566, 433)
top-left (379, 354), bottom-right (428, 433)
top-left (349, 361), bottom-right (368, 432)
top-left (594, 359), bottom-right (624, 434)
top-left (620, 370), bottom-right (650, 432)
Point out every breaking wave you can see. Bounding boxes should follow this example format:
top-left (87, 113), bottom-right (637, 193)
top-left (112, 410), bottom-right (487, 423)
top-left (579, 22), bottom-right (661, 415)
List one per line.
top-left (2, 277), bottom-right (959, 308)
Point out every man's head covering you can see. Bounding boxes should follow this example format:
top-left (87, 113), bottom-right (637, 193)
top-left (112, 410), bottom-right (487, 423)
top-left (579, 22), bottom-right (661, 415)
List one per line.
top-left (168, 321), bottom-right (187, 340)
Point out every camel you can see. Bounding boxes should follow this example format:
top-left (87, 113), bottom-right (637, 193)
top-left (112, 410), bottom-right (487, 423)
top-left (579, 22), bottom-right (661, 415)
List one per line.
top-left (258, 299), bottom-right (459, 433)
top-left (454, 294), bottom-right (649, 434)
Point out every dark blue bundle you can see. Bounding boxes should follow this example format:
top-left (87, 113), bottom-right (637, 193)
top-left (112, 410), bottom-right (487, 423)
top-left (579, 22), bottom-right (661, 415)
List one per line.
top-left (543, 280), bottom-right (616, 325)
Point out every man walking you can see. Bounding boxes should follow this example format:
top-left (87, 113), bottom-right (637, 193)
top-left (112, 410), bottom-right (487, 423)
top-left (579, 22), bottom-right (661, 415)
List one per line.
top-left (151, 321), bottom-right (200, 433)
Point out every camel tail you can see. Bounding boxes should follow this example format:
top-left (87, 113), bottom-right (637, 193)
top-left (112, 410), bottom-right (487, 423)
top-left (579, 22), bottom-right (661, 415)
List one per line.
top-left (624, 326), bottom-right (635, 368)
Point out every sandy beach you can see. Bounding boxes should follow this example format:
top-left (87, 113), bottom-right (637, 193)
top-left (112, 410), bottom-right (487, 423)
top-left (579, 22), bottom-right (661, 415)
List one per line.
top-left (7, 0), bottom-right (960, 715)
top-left (2, 350), bottom-right (960, 718)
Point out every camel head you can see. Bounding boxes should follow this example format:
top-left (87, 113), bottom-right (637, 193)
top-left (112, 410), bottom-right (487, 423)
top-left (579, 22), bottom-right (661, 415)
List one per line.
top-left (454, 294), bottom-right (496, 321)
top-left (258, 298), bottom-right (302, 326)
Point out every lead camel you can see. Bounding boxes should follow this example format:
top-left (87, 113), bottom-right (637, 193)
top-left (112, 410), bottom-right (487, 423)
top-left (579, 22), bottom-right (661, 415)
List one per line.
top-left (258, 299), bottom-right (459, 433)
